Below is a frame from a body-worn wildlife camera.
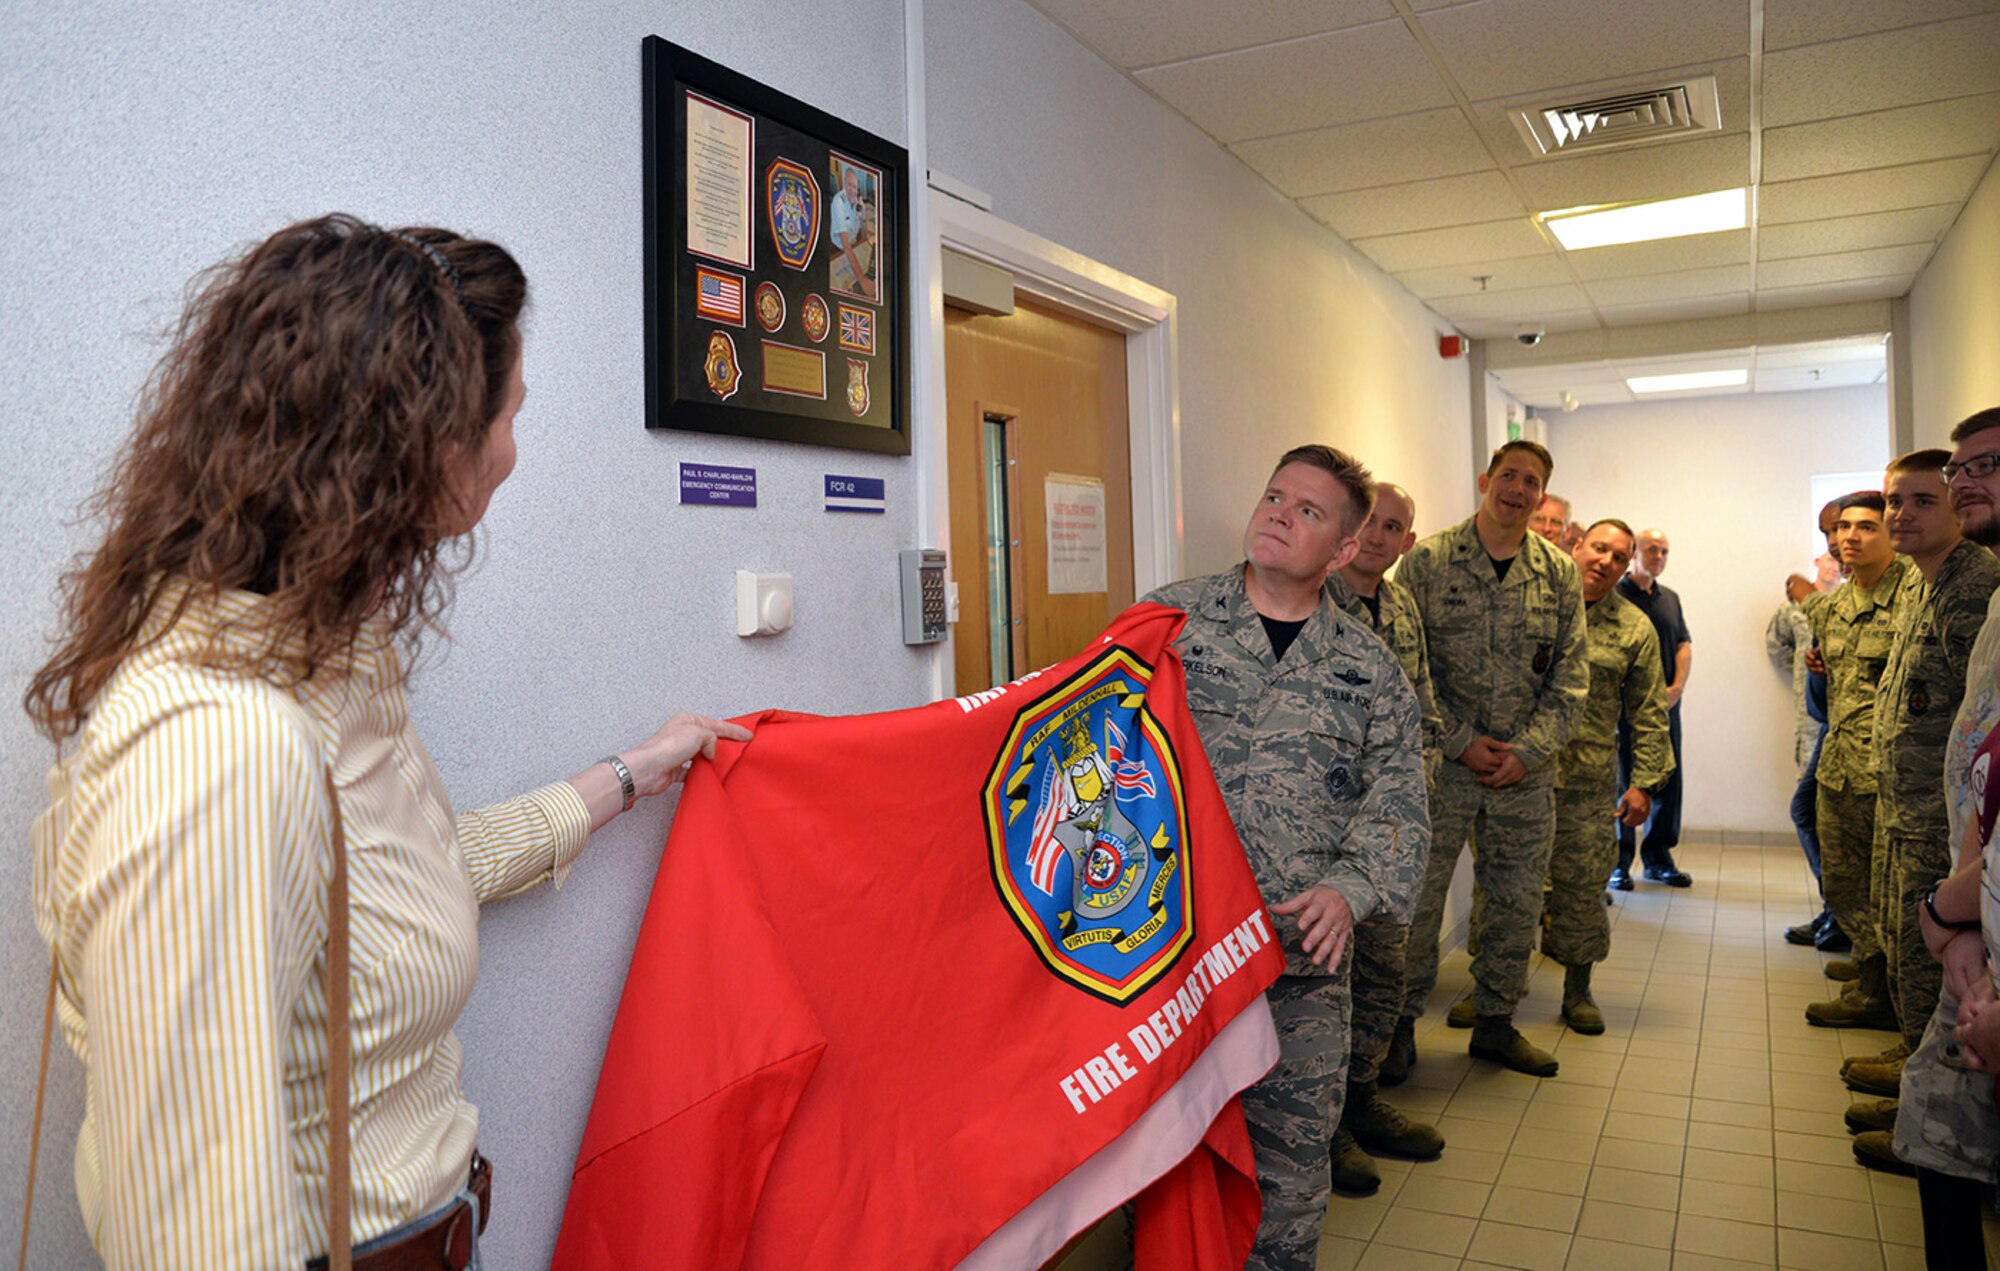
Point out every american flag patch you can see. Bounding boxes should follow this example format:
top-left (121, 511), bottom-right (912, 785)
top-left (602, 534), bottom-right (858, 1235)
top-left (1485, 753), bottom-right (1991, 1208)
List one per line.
top-left (837, 303), bottom-right (875, 354)
top-left (695, 267), bottom-right (745, 326)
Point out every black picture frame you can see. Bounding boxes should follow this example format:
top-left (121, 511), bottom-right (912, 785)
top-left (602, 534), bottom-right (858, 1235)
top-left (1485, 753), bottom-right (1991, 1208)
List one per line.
top-left (643, 36), bottom-right (911, 455)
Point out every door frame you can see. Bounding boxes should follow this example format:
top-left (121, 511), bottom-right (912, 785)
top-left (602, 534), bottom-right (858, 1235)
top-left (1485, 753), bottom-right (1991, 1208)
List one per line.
top-left (914, 193), bottom-right (1182, 701)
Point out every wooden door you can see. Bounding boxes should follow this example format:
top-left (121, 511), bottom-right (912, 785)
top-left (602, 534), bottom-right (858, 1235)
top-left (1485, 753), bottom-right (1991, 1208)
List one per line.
top-left (944, 296), bottom-right (1133, 695)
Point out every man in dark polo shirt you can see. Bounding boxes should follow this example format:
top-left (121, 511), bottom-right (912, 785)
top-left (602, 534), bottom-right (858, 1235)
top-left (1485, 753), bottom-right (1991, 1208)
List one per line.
top-left (1611, 528), bottom-right (1694, 889)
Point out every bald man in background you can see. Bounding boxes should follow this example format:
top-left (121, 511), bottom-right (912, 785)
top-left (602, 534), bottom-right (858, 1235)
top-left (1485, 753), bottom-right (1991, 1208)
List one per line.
top-left (1324, 481), bottom-right (1444, 1194)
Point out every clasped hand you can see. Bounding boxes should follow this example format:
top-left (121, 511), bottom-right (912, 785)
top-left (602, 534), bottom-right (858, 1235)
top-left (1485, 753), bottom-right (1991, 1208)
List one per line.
top-left (1460, 736), bottom-right (1527, 788)
top-left (1271, 885), bottom-right (1354, 969)
top-left (1955, 969), bottom-right (2000, 1071)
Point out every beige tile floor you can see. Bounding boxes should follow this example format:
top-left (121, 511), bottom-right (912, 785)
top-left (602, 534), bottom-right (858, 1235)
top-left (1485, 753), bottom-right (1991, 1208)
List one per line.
top-left (1318, 834), bottom-right (1948, 1271)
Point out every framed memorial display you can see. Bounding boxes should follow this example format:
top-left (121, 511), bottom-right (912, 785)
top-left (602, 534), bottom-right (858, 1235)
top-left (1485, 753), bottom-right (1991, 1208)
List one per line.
top-left (644, 36), bottom-right (911, 455)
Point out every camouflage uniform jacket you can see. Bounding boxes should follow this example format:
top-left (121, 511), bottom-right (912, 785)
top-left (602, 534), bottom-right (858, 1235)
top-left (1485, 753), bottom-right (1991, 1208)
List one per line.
top-left (1560, 590), bottom-right (1674, 795)
top-left (1144, 567), bottom-right (1430, 976)
top-left (1325, 571), bottom-right (1442, 765)
top-left (1873, 540), bottom-right (2000, 835)
top-left (1766, 601), bottom-right (1816, 769)
top-left (1811, 556), bottom-right (1912, 796)
top-left (1396, 516), bottom-right (1589, 784)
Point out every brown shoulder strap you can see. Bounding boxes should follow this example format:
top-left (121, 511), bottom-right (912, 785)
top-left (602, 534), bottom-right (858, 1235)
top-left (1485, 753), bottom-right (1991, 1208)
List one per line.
top-left (324, 766), bottom-right (354, 1271)
top-left (17, 962), bottom-right (58, 1271)
top-left (18, 759), bottom-right (356, 1270)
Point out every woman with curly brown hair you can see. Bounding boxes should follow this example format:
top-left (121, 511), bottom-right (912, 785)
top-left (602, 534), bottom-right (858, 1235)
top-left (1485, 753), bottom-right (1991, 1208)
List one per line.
top-left (25, 214), bottom-right (747, 1269)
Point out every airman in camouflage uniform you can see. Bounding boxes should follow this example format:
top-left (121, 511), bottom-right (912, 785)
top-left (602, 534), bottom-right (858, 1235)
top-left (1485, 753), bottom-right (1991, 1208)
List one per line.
top-left (1323, 482), bottom-right (1444, 1195)
top-left (1766, 579), bottom-right (1818, 771)
top-left (1145, 445), bottom-right (1428, 1271)
top-left (1805, 491), bottom-right (1908, 1029)
top-left (1541, 520), bottom-right (1672, 1033)
top-left (1396, 441), bottom-right (1588, 1079)
top-left (1888, 408), bottom-right (2000, 1201)
top-left (1859, 455), bottom-right (2000, 1103)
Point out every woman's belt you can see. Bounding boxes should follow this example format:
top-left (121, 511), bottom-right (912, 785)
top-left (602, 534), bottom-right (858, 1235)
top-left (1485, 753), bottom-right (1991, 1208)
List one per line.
top-left (305, 1153), bottom-right (492, 1271)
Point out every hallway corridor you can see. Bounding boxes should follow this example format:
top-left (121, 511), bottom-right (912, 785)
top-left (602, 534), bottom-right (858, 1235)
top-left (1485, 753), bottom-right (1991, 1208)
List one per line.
top-left (1322, 834), bottom-right (1956, 1271)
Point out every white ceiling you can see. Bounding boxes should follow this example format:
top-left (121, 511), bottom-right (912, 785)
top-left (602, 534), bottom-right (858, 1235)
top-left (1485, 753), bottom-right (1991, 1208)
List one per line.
top-left (1488, 335), bottom-right (1887, 408)
top-left (1024, 0), bottom-right (2000, 340)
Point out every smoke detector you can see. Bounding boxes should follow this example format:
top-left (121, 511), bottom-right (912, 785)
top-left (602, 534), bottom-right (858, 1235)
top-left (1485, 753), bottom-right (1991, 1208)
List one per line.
top-left (1511, 76), bottom-right (1722, 158)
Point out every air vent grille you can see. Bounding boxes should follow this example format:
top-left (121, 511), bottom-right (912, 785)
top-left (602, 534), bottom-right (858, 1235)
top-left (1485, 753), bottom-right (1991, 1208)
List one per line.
top-left (1511, 76), bottom-right (1722, 157)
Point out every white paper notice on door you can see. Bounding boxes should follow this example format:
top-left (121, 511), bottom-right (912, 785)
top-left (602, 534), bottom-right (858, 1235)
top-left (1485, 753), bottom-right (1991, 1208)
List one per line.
top-left (1045, 473), bottom-right (1107, 595)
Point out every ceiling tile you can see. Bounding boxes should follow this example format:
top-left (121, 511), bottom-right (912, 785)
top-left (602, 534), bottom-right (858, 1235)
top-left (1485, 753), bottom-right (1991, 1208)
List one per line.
top-left (1301, 170), bottom-right (1526, 239)
top-left (1231, 108), bottom-right (1495, 196)
top-left (1756, 365), bottom-right (1887, 394)
top-left (1352, 217), bottom-right (1552, 272)
top-left (1489, 361), bottom-right (1619, 391)
top-left (1757, 204), bottom-right (1957, 259)
top-left (1025, 0), bottom-right (1395, 68)
top-left (1512, 133), bottom-right (1752, 212)
top-left (1612, 347), bottom-right (1754, 373)
top-left (1431, 283), bottom-right (1594, 320)
top-left (1758, 244), bottom-right (1935, 288)
top-left (1758, 155), bottom-right (1992, 223)
top-left (1596, 294), bottom-right (1753, 326)
top-left (1598, 316), bottom-right (1756, 355)
top-left (1565, 230), bottom-right (1751, 281)
top-left (1449, 310), bottom-right (1601, 339)
top-left (1465, 59), bottom-right (1751, 165)
top-left (1135, 21), bottom-right (1452, 142)
top-left (1519, 386), bottom-right (1636, 409)
top-left (1763, 0), bottom-right (2000, 51)
top-left (1756, 337), bottom-right (1892, 368)
top-left (1585, 264), bottom-right (1753, 305)
top-left (1415, 0), bottom-right (1748, 101)
top-left (1392, 253), bottom-right (1575, 299)
top-left (1752, 302), bottom-right (1895, 342)
top-left (1763, 14), bottom-right (2000, 127)
top-left (1757, 275), bottom-right (1918, 309)
top-left (1762, 93), bottom-right (2000, 182)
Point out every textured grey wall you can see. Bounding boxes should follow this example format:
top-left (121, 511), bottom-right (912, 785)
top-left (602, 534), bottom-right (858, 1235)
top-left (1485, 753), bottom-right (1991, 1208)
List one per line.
top-left (1, 3), bottom-right (914, 1264)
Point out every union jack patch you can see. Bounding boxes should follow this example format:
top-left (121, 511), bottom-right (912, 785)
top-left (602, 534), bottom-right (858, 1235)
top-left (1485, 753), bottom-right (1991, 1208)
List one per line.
top-left (837, 303), bottom-right (875, 355)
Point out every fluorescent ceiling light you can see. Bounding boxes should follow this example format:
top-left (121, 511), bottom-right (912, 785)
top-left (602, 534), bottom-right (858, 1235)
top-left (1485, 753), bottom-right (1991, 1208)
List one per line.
top-left (1542, 188), bottom-right (1746, 250)
top-left (1626, 369), bottom-right (1748, 393)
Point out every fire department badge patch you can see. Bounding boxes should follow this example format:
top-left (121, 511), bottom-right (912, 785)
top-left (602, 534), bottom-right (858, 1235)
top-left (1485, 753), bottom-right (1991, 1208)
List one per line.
top-left (765, 157), bottom-right (820, 271)
top-left (984, 647), bottom-right (1193, 1003)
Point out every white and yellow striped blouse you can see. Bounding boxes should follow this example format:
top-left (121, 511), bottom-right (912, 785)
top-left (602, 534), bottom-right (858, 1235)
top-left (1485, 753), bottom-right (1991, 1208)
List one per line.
top-left (30, 582), bottom-right (593, 1268)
